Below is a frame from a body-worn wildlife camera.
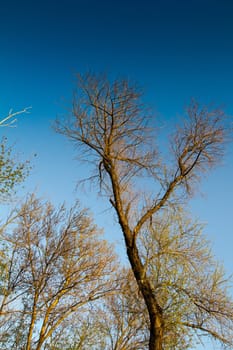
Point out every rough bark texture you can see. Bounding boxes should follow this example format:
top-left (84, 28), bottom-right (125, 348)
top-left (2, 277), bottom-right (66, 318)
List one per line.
top-left (106, 161), bottom-right (164, 349)
top-left (127, 244), bottom-right (164, 350)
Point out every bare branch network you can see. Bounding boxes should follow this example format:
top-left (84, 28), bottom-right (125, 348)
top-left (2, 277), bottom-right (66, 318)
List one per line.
top-left (56, 73), bottom-right (232, 350)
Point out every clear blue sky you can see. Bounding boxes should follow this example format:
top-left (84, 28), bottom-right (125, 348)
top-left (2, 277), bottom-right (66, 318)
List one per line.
top-left (0, 1), bottom-right (233, 348)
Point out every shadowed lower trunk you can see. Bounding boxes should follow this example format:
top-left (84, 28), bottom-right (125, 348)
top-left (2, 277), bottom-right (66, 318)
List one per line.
top-left (126, 240), bottom-right (164, 350)
top-left (149, 313), bottom-right (164, 350)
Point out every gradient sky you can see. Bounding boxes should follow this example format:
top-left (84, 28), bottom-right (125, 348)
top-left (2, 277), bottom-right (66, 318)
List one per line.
top-left (0, 1), bottom-right (233, 349)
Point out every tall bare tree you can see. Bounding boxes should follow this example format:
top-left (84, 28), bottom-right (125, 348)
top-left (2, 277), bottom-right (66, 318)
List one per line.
top-left (0, 195), bottom-right (117, 350)
top-left (56, 73), bottom-right (232, 350)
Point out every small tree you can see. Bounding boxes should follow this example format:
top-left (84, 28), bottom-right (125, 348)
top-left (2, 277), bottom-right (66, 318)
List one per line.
top-left (0, 107), bottom-right (31, 198)
top-left (138, 206), bottom-right (233, 349)
top-left (56, 73), bottom-right (232, 350)
top-left (0, 195), bottom-right (117, 350)
top-left (0, 107), bottom-right (31, 346)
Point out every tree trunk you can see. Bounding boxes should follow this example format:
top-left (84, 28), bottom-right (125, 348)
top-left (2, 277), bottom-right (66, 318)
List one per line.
top-left (149, 313), bottom-right (164, 350)
top-left (126, 242), bottom-right (164, 350)
top-left (108, 163), bottom-right (164, 349)
top-left (26, 294), bottom-right (39, 350)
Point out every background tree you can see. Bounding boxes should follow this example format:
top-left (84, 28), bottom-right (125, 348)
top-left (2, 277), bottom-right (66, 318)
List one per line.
top-left (93, 269), bottom-right (149, 350)
top-left (45, 312), bottom-right (109, 350)
top-left (44, 269), bottom-right (148, 350)
top-left (0, 107), bottom-right (31, 198)
top-left (0, 106), bottom-right (31, 347)
top-left (0, 195), bottom-right (117, 350)
top-left (138, 206), bottom-right (233, 349)
top-left (56, 73), bottom-right (232, 350)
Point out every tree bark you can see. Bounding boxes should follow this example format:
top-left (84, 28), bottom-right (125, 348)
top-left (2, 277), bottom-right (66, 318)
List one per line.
top-left (26, 293), bottom-right (38, 350)
top-left (107, 162), bottom-right (164, 349)
top-left (126, 240), bottom-right (164, 350)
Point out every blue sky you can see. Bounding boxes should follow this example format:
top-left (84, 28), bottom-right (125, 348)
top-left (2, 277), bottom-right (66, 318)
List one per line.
top-left (0, 1), bottom-right (233, 348)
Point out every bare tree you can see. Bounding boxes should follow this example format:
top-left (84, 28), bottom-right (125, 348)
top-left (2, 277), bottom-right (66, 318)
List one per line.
top-left (0, 195), bottom-right (117, 350)
top-left (55, 73), bottom-right (232, 350)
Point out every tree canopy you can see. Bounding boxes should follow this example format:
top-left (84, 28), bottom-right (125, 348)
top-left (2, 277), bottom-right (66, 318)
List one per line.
top-left (56, 73), bottom-right (232, 350)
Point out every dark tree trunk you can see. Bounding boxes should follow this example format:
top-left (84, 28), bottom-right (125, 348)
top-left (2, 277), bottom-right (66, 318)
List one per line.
top-left (126, 240), bottom-right (164, 350)
top-left (108, 163), bottom-right (164, 349)
top-left (149, 312), bottom-right (164, 350)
